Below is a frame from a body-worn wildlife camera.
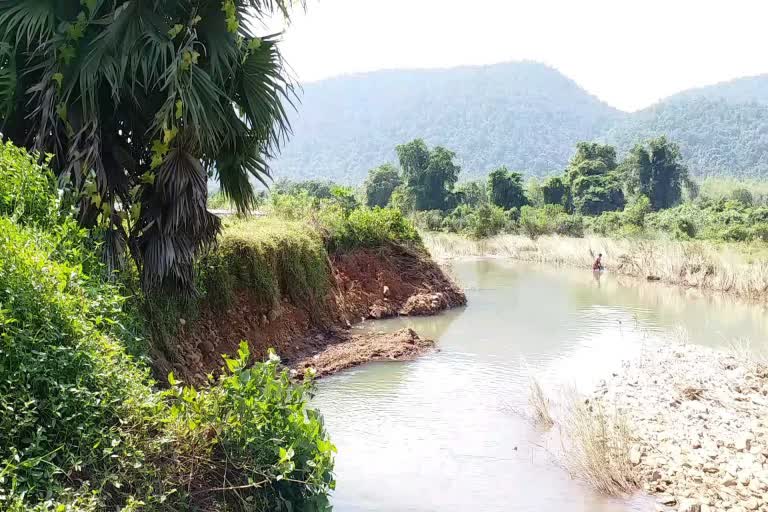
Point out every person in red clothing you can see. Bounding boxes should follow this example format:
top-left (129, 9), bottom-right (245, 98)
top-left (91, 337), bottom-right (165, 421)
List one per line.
top-left (592, 253), bottom-right (603, 271)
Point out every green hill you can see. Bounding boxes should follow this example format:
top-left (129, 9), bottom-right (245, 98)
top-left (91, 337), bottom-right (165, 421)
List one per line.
top-left (603, 97), bottom-right (768, 178)
top-left (272, 62), bottom-right (623, 182)
top-left (268, 64), bottom-right (768, 183)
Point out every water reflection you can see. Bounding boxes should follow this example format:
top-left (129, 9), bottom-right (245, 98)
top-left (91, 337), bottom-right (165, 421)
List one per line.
top-left (315, 259), bottom-right (766, 512)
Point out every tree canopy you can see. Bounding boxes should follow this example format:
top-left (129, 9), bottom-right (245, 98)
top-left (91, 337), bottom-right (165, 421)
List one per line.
top-left (0, 0), bottom-right (297, 291)
top-left (487, 167), bottom-right (527, 210)
top-left (621, 136), bottom-right (690, 210)
top-left (364, 163), bottom-right (402, 207)
top-left (565, 142), bottom-right (625, 215)
top-left (396, 139), bottom-right (460, 211)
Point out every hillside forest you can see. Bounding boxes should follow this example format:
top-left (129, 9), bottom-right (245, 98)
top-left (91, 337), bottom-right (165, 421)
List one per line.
top-left (269, 62), bottom-right (768, 183)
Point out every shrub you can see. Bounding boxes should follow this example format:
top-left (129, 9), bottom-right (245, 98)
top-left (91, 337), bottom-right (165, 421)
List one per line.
top-left (266, 191), bottom-right (318, 221)
top-left (729, 187), bottom-right (754, 206)
top-left (164, 344), bottom-right (336, 511)
top-left (203, 218), bottom-right (331, 311)
top-left (519, 205), bottom-right (580, 239)
top-left (411, 209), bottom-right (446, 231)
top-left (0, 140), bottom-right (58, 227)
top-left (520, 205), bottom-right (550, 239)
top-left (0, 217), bottom-right (157, 509)
top-left (326, 207), bottom-right (422, 252)
top-left (466, 204), bottom-right (508, 239)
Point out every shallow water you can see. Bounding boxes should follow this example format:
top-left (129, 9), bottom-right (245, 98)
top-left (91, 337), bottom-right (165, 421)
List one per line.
top-left (313, 260), bottom-right (768, 511)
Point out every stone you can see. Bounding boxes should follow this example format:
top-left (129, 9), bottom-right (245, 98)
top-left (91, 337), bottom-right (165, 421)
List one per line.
top-left (735, 434), bottom-right (753, 452)
top-left (659, 495), bottom-right (678, 506)
top-left (743, 497), bottom-right (759, 511)
top-left (678, 500), bottom-right (701, 512)
top-left (737, 470), bottom-right (751, 485)
top-left (630, 444), bottom-right (644, 465)
top-left (382, 285), bottom-right (390, 297)
top-left (748, 478), bottom-right (766, 493)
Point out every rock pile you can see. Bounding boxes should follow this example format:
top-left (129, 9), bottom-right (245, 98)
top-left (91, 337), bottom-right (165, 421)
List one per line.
top-left (594, 343), bottom-right (768, 511)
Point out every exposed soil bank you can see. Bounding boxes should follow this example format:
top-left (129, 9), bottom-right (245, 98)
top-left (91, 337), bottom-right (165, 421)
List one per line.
top-left (593, 343), bottom-right (768, 511)
top-left (169, 245), bottom-right (464, 383)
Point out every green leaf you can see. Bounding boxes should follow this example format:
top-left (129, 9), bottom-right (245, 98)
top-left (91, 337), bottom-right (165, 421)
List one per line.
top-left (168, 24), bottom-right (183, 39)
top-left (248, 38), bottom-right (262, 51)
top-left (168, 371), bottom-right (178, 386)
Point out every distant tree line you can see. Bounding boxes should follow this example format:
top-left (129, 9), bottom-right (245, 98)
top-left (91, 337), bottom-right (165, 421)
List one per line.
top-left (361, 136), bottom-right (692, 218)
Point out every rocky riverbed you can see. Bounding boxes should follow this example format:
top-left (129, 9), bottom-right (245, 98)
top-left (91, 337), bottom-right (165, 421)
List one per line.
top-left (594, 342), bottom-right (768, 512)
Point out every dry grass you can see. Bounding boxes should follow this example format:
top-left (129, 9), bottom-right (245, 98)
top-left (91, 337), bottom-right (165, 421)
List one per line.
top-left (728, 337), bottom-right (768, 364)
top-left (527, 381), bottom-right (638, 496)
top-left (423, 232), bottom-right (768, 298)
top-left (559, 396), bottom-right (638, 496)
top-left (528, 378), bottom-right (554, 429)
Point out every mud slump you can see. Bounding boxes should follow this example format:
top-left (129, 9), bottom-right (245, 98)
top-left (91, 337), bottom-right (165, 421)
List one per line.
top-left (313, 259), bottom-right (768, 512)
top-left (169, 245), bottom-right (465, 383)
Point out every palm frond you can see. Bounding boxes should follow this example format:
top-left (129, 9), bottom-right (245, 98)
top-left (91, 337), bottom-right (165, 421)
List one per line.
top-left (0, 0), bottom-right (56, 47)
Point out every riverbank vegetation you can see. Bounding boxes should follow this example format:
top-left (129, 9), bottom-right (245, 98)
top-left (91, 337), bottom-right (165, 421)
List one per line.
top-left (0, 142), bottom-right (338, 510)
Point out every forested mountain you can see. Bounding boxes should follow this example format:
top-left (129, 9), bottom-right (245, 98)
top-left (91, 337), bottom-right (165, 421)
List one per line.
top-left (603, 98), bottom-right (768, 177)
top-left (666, 75), bottom-right (768, 105)
top-left (268, 63), bottom-right (768, 183)
top-left (272, 62), bottom-right (623, 182)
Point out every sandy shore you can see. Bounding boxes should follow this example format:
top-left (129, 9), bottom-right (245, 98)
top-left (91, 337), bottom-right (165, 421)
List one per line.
top-left (594, 342), bottom-right (768, 511)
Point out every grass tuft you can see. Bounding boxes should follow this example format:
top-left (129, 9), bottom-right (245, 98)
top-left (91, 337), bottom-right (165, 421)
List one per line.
top-left (528, 378), bottom-right (555, 429)
top-left (559, 395), bottom-right (638, 496)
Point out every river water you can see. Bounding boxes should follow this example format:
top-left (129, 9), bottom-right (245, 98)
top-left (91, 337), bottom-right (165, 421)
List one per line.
top-left (313, 259), bottom-right (768, 512)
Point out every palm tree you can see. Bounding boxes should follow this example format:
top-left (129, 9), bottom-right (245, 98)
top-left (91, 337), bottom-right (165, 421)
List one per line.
top-left (0, 0), bottom-right (297, 291)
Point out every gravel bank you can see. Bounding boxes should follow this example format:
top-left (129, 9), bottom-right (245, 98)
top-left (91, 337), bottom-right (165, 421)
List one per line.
top-left (595, 342), bottom-right (768, 511)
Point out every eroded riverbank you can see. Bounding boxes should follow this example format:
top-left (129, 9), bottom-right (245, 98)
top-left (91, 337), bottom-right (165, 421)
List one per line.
top-left (169, 244), bottom-right (464, 383)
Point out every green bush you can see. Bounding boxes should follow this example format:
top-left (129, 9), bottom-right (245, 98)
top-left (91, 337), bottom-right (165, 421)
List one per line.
top-left (0, 144), bottom-right (337, 510)
top-left (411, 209), bottom-right (446, 231)
top-left (466, 204), bottom-right (508, 239)
top-left (0, 217), bottom-right (157, 509)
top-left (164, 344), bottom-right (335, 512)
top-left (203, 218), bottom-right (331, 311)
top-left (519, 205), bottom-right (582, 239)
top-left (325, 207), bottom-right (422, 252)
top-left (266, 191), bottom-right (319, 220)
top-left (0, 140), bottom-right (58, 227)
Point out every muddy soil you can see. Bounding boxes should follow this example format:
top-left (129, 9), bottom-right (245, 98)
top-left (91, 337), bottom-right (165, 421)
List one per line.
top-left (289, 328), bottom-right (435, 378)
top-left (167, 246), bottom-right (465, 383)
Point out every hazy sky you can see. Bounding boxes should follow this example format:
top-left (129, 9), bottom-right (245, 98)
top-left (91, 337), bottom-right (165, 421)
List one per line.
top-left (265, 0), bottom-right (768, 112)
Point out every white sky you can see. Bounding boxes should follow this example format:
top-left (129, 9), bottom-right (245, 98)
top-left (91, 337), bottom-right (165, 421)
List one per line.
top-left (265, 0), bottom-right (768, 112)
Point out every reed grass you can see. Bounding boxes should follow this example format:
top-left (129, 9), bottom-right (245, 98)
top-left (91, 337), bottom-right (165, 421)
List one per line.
top-left (423, 232), bottom-right (768, 298)
top-left (526, 381), bottom-right (638, 496)
top-left (529, 378), bottom-right (555, 429)
top-left (559, 396), bottom-right (638, 496)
